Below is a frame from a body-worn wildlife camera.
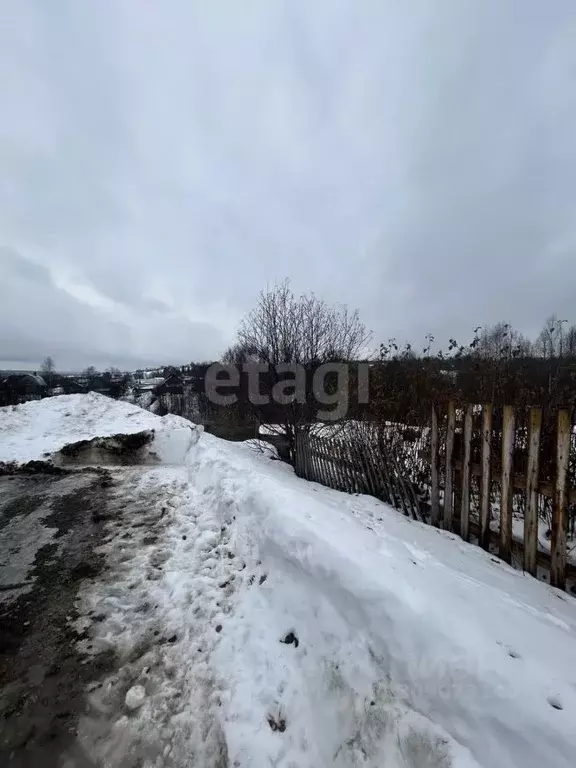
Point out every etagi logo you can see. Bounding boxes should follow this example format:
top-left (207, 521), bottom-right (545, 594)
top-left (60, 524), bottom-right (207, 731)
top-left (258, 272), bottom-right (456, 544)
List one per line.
top-left (204, 362), bottom-right (370, 421)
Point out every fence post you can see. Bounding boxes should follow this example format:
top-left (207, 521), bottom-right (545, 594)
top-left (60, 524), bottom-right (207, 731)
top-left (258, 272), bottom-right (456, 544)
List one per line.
top-left (444, 401), bottom-right (456, 531)
top-left (524, 407), bottom-right (542, 577)
top-left (551, 409), bottom-right (571, 590)
top-left (500, 405), bottom-right (515, 563)
top-left (479, 404), bottom-right (493, 551)
top-left (430, 404), bottom-right (440, 526)
top-left (460, 404), bottom-right (473, 542)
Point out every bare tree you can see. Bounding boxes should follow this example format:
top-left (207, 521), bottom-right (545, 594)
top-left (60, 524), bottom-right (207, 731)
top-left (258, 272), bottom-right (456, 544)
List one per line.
top-left (41, 356), bottom-right (56, 387)
top-left (224, 279), bottom-right (371, 460)
top-left (535, 315), bottom-right (567, 358)
top-left (231, 280), bottom-right (370, 365)
top-left (565, 325), bottom-right (576, 357)
top-left (476, 322), bottom-right (532, 360)
top-left (83, 365), bottom-right (98, 378)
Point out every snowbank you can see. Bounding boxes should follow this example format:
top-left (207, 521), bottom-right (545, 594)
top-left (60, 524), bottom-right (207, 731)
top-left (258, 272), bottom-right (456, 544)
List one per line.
top-left (0, 392), bottom-right (198, 466)
top-left (187, 434), bottom-right (576, 768)
top-left (6, 394), bottom-right (576, 766)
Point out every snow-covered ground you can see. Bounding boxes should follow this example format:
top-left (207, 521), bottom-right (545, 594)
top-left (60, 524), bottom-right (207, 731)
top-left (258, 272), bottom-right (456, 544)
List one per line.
top-left (0, 392), bottom-right (192, 465)
top-left (2, 394), bottom-right (576, 767)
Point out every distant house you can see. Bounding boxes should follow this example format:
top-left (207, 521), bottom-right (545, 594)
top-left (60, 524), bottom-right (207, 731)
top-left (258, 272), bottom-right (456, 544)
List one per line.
top-left (154, 373), bottom-right (184, 397)
top-left (82, 373), bottom-right (128, 400)
top-left (61, 378), bottom-right (88, 396)
top-left (0, 373), bottom-right (47, 406)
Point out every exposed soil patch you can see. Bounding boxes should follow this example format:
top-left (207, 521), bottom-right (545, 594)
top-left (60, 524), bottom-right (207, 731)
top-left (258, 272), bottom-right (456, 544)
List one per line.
top-left (56, 431), bottom-right (155, 467)
top-left (0, 472), bottom-right (118, 768)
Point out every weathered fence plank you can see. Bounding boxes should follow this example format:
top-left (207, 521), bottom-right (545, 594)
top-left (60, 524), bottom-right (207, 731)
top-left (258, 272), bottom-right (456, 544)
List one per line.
top-left (310, 434), bottom-right (322, 483)
top-left (524, 407), bottom-right (542, 576)
top-left (479, 404), bottom-right (493, 551)
top-left (355, 441), bottom-right (376, 497)
top-left (551, 409), bottom-right (571, 589)
top-left (443, 401), bottom-right (456, 531)
top-left (336, 439), bottom-right (353, 493)
top-left (346, 439), bottom-right (364, 493)
top-left (318, 438), bottom-right (332, 488)
top-left (315, 437), bottom-right (331, 488)
top-left (377, 442), bottom-right (396, 506)
top-left (500, 405), bottom-right (515, 564)
top-left (430, 405), bottom-right (440, 526)
top-left (361, 444), bottom-right (377, 497)
top-left (295, 432), bottom-right (304, 478)
top-left (460, 404), bottom-right (473, 542)
top-left (296, 405), bottom-right (573, 590)
top-left (369, 443), bottom-right (392, 504)
top-left (391, 448), bottom-right (411, 517)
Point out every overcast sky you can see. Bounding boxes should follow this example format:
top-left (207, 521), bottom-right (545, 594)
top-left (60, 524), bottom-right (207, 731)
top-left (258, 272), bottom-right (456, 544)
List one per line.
top-left (1, 1), bottom-right (575, 371)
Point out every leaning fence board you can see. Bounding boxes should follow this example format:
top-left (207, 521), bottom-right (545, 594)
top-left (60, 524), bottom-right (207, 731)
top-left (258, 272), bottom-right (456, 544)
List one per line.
top-left (390, 448), bottom-right (411, 517)
top-left (360, 443), bottom-right (378, 498)
top-left (345, 440), bottom-right (362, 493)
top-left (376, 442), bottom-right (395, 505)
top-left (310, 435), bottom-right (322, 483)
top-left (318, 438), bottom-right (333, 488)
top-left (343, 439), bottom-right (359, 492)
top-left (524, 407), bottom-right (542, 576)
top-left (479, 404), bottom-right (493, 551)
top-left (297, 432), bottom-right (308, 480)
top-left (316, 436), bottom-right (328, 485)
top-left (336, 439), bottom-right (354, 493)
top-left (325, 439), bottom-right (342, 490)
top-left (321, 439), bottom-right (335, 488)
top-left (334, 440), bottom-right (351, 491)
top-left (316, 437), bottom-right (330, 487)
top-left (443, 401), bottom-right (456, 530)
top-left (460, 404), bottom-right (473, 542)
top-left (500, 405), bottom-right (515, 563)
top-left (295, 433), bottom-right (304, 478)
top-left (430, 405), bottom-right (440, 526)
top-left (551, 409), bottom-right (571, 589)
top-left (353, 441), bottom-right (374, 496)
top-left (369, 444), bottom-right (392, 504)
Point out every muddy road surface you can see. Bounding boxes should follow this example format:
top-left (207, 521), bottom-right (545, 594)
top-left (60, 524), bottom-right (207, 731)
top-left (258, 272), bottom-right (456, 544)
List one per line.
top-left (0, 470), bottom-right (115, 768)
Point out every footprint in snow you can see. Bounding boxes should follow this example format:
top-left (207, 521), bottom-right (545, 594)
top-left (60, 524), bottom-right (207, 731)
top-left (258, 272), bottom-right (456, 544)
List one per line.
top-left (280, 631), bottom-right (299, 648)
top-left (547, 695), bottom-right (564, 711)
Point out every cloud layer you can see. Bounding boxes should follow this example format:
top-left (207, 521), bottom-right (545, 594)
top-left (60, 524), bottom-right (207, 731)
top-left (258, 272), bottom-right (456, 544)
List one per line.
top-left (1, 1), bottom-right (575, 369)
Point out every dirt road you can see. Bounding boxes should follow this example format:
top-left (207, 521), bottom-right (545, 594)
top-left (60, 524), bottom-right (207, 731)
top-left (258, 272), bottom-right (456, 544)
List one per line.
top-left (0, 470), bottom-right (115, 768)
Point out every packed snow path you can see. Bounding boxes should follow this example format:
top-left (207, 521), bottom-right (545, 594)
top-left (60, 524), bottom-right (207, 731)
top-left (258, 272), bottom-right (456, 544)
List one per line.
top-left (2, 394), bottom-right (576, 768)
top-left (72, 465), bottom-right (238, 767)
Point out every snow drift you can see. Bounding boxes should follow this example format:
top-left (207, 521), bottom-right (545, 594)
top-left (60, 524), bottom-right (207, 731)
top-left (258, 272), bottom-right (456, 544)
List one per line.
top-left (187, 434), bottom-right (576, 768)
top-left (3, 394), bottom-right (576, 767)
top-left (0, 392), bottom-right (198, 467)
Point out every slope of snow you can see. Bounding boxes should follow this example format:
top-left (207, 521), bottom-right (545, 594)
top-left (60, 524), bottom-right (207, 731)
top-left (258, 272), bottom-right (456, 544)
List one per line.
top-left (0, 393), bottom-right (194, 465)
top-left (5, 394), bottom-right (576, 766)
top-left (186, 435), bottom-right (576, 768)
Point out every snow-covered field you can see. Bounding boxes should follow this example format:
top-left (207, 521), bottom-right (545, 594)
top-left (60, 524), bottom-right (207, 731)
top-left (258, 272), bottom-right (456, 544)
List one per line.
top-left (2, 394), bottom-right (576, 767)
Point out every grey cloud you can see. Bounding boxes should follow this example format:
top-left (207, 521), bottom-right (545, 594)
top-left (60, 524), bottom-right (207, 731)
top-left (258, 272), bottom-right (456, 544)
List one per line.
top-left (0, 248), bottom-right (226, 370)
top-left (1, 0), bottom-right (576, 369)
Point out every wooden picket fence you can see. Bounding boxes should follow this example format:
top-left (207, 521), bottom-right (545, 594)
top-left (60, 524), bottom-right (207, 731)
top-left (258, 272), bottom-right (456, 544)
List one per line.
top-left (430, 402), bottom-right (574, 590)
top-left (294, 430), bottom-right (423, 521)
top-left (294, 405), bottom-right (576, 591)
